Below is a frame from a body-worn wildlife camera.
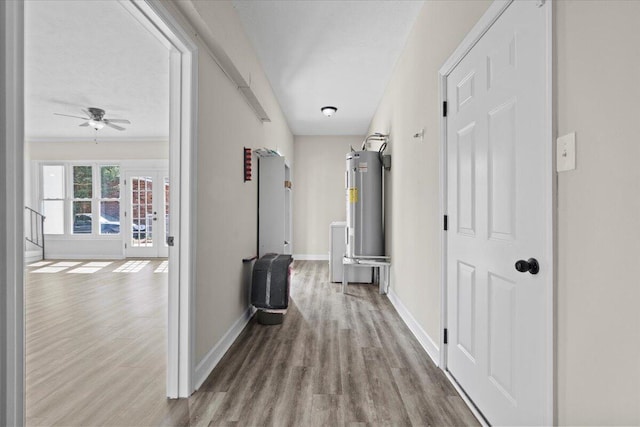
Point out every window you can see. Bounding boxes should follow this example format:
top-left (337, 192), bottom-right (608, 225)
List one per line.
top-left (100, 166), bottom-right (120, 235)
top-left (72, 166), bottom-right (93, 234)
top-left (42, 165), bottom-right (65, 235)
top-left (41, 163), bottom-right (121, 236)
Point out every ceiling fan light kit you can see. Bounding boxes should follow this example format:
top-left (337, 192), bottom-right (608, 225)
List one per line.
top-left (53, 106), bottom-right (131, 132)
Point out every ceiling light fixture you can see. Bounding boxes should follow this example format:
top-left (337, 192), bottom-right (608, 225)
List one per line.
top-left (321, 106), bottom-right (338, 117)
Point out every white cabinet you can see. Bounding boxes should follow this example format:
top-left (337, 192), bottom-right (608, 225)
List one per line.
top-left (258, 155), bottom-right (292, 257)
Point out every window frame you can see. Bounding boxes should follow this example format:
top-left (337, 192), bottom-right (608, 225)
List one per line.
top-left (98, 165), bottom-right (122, 236)
top-left (39, 161), bottom-right (122, 239)
top-left (40, 163), bottom-right (66, 235)
top-left (70, 164), bottom-right (94, 235)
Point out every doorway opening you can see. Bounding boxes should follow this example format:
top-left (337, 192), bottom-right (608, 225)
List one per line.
top-left (7, 0), bottom-right (198, 424)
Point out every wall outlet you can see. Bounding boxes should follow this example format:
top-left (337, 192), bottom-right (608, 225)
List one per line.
top-left (557, 132), bottom-right (576, 172)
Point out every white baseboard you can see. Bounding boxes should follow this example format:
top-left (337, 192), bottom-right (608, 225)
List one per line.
top-left (45, 254), bottom-right (125, 260)
top-left (293, 254), bottom-right (329, 261)
top-left (387, 288), bottom-right (440, 366)
top-left (24, 250), bottom-right (42, 264)
top-left (194, 305), bottom-right (256, 390)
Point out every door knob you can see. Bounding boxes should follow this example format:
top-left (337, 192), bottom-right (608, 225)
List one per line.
top-left (515, 258), bottom-right (539, 275)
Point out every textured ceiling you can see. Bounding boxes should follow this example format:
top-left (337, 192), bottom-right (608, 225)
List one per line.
top-left (233, 0), bottom-right (424, 135)
top-left (25, 1), bottom-right (169, 142)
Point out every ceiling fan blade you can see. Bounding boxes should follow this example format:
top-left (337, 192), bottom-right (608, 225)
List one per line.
top-left (104, 119), bottom-right (131, 124)
top-left (54, 113), bottom-right (90, 120)
top-left (79, 122), bottom-right (90, 127)
top-left (104, 122), bottom-right (126, 131)
top-left (81, 109), bottom-right (91, 117)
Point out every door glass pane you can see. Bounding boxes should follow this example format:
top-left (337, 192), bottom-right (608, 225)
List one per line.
top-left (73, 201), bottom-right (92, 234)
top-left (101, 166), bottom-right (120, 198)
top-left (73, 166), bottom-right (92, 198)
top-left (43, 200), bottom-right (64, 234)
top-left (42, 165), bottom-right (65, 199)
top-left (164, 177), bottom-right (169, 246)
top-left (100, 201), bottom-right (120, 234)
top-left (131, 176), bottom-right (153, 247)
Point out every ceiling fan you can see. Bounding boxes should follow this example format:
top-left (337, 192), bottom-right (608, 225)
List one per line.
top-left (54, 107), bottom-right (131, 131)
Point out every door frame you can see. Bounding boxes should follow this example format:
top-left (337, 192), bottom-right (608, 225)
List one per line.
top-left (116, 0), bottom-right (199, 400)
top-left (1, 1), bottom-right (25, 425)
top-left (437, 0), bottom-right (555, 424)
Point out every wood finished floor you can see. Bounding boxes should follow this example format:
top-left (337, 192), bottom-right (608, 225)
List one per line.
top-left (26, 259), bottom-right (478, 426)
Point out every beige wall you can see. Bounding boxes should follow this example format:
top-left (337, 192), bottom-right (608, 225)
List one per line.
top-left (368, 0), bottom-right (491, 348)
top-left (293, 135), bottom-right (362, 257)
top-left (555, 1), bottom-right (640, 424)
top-left (165, 0), bottom-right (294, 363)
top-left (370, 0), bottom-right (640, 425)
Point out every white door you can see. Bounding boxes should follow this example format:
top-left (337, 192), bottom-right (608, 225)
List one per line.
top-left (446, 2), bottom-right (549, 425)
top-left (125, 171), bottom-right (169, 258)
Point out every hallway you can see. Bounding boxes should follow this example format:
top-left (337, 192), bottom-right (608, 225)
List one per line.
top-left (176, 261), bottom-right (478, 426)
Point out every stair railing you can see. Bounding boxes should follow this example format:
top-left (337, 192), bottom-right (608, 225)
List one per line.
top-left (25, 206), bottom-right (45, 260)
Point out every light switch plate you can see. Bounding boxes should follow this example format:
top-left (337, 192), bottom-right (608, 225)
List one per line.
top-left (557, 132), bottom-right (576, 172)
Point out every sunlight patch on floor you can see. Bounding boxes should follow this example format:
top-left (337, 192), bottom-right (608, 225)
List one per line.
top-left (114, 260), bottom-right (150, 273)
top-left (28, 261), bottom-right (52, 267)
top-left (85, 262), bottom-right (113, 267)
top-left (68, 267), bottom-right (103, 274)
top-left (32, 266), bottom-right (69, 273)
top-left (52, 261), bottom-right (82, 267)
top-left (154, 261), bottom-right (168, 273)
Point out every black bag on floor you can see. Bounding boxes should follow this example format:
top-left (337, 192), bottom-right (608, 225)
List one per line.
top-left (251, 253), bottom-right (293, 310)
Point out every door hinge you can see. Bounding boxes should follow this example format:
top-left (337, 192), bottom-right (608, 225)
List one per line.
top-left (124, 211), bottom-right (127, 217)
top-left (443, 101), bottom-right (448, 117)
top-left (124, 243), bottom-right (127, 249)
top-left (444, 215), bottom-right (448, 231)
top-left (167, 236), bottom-right (175, 247)
top-left (444, 328), bottom-right (448, 344)
top-left (536, 0), bottom-right (546, 7)
top-left (124, 179), bottom-right (126, 185)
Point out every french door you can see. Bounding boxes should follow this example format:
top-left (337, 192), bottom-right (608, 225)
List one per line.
top-left (124, 170), bottom-right (169, 258)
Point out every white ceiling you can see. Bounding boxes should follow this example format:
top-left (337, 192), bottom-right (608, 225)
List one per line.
top-left (25, 1), bottom-right (170, 142)
top-left (233, 0), bottom-right (424, 136)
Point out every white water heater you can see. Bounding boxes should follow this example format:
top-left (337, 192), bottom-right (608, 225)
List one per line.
top-left (346, 150), bottom-right (383, 258)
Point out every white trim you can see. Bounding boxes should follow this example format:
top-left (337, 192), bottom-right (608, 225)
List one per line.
top-left (544, 1), bottom-right (556, 423)
top-left (438, 0), bottom-right (513, 76)
top-left (438, 69), bottom-right (449, 370)
top-left (194, 306), bottom-right (256, 390)
top-left (43, 254), bottom-right (125, 261)
top-left (26, 136), bottom-right (169, 144)
top-left (293, 254), bottom-right (329, 261)
top-left (1, 1), bottom-right (25, 425)
top-left (386, 289), bottom-right (440, 367)
top-left (438, 1), bottom-right (554, 425)
top-left (117, 0), bottom-right (199, 398)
